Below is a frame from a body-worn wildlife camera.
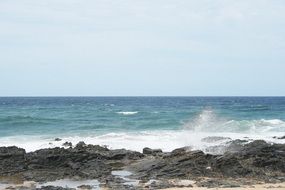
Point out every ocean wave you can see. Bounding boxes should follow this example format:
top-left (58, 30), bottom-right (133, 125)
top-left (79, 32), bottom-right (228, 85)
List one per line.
top-left (0, 115), bottom-right (60, 125)
top-left (117, 111), bottom-right (138, 115)
top-left (1, 129), bottom-right (284, 153)
top-left (183, 110), bottom-right (285, 133)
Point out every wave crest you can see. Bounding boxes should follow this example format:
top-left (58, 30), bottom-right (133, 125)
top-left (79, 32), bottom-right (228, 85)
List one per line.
top-left (117, 111), bottom-right (138, 115)
top-left (183, 110), bottom-right (285, 133)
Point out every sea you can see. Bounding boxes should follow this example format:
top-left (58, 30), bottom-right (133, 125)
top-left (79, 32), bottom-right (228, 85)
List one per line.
top-left (0, 97), bottom-right (284, 153)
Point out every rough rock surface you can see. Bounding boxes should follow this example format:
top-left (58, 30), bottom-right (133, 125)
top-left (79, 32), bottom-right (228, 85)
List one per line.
top-left (129, 140), bottom-right (285, 182)
top-left (0, 143), bottom-right (143, 183)
top-left (0, 140), bottom-right (285, 189)
top-left (142, 147), bottom-right (162, 155)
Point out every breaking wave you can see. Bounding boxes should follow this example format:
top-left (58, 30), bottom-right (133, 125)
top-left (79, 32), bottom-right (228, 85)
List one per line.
top-left (117, 111), bottom-right (138, 115)
top-left (183, 110), bottom-right (285, 133)
top-left (0, 109), bottom-right (284, 153)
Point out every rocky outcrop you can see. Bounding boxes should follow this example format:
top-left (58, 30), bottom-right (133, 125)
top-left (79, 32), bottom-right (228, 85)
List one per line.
top-left (130, 140), bottom-right (285, 182)
top-left (0, 140), bottom-right (284, 189)
top-left (142, 147), bottom-right (162, 155)
top-left (0, 143), bottom-right (143, 183)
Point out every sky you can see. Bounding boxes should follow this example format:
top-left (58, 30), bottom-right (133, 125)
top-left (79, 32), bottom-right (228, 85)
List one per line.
top-left (0, 0), bottom-right (285, 96)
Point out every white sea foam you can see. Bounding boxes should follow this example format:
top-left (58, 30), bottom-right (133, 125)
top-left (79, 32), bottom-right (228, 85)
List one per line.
top-left (117, 111), bottom-right (138, 115)
top-left (1, 128), bottom-right (284, 154)
top-left (183, 109), bottom-right (285, 133)
top-left (0, 110), bottom-right (284, 153)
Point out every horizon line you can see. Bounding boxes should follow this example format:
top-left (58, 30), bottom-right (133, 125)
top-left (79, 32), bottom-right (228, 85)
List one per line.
top-left (0, 96), bottom-right (285, 98)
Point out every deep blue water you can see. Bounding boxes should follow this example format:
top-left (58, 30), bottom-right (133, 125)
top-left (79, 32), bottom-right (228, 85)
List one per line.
top-left (0, 97), bottom-right (285, 137)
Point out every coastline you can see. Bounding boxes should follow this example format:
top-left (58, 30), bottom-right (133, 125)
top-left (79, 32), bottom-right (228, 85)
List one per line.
top-left (161, 182), bottom-right (285, 190)
top-left (1, 137), bottom-right (285, 190)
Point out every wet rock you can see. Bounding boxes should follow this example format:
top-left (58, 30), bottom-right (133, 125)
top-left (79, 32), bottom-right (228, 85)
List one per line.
top-left (37, 186), bottom-right (75, 190)
top-left (0, 140), bottom-right (284, 187)
top-left (0, 146), bottom-right (26, 174)
top-left (54, 138), bottom-right (62, 142)
top-left (213, 154), bottom-right (251, 177)
top-left (0, 146), bottom-right (26, 157)
top-left (197, 179), bottom-right (240, 188)
top-left (171, 146), bottom-right (192, 156)
top-left (206, 139), bottom-right (248, 155)
top-left (278, 136), bottom-right (285, 139)
top-left (224, 139), bottom-right (248, 153)
top-left (143, 147), bottom-right (162, 155)
top-left (77, 184), bottom-right (92, 189)
top-left (201, 136), bottom-right (231, 143)
top-left (62, 142), bottom-right (72, 147)
top-left (75, 141), bottom-right (86, 149)
top-left (145, 180), bottom-right (175, 189)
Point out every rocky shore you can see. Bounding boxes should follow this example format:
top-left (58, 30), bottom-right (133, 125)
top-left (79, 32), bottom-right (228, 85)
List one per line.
top-left (0, 139), bottom-right (285, 189)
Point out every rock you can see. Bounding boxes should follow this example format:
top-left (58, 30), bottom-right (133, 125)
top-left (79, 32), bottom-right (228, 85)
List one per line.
top-left (37, 186), bottom-right (75, 190)
top-left (273, 136), bottom-right (285, 139)
top-left (145, 180), bottom-right (176, 189)
top-left (213, 154), bottom-right (251, 177)
top-left (54, 138), bottom-right (62, 141)
top-left (171, 146), bottom-right (192, 156)
top-left (143, 147), bottom-right (162, 155)
top-left (75, 141), bottom-right (86, 149)
top-left (206, 139), bottom-right (249, 155)
top-left (197, 179), bottom-right (240, 188)
top-left (0, 146), bottom-right (26, 157)
top-left (201, 136), bottom-right (231, 143)
top-left (62, 142), bottom-right (72, 147)
top-left (0, 140), bottom-right (285, 187)
top-left (0, 146), bottom-right (26, 175)
top-left (278, 136), bottom-right (285, 139)
top-left (77, 184), bottom-right (92, 189)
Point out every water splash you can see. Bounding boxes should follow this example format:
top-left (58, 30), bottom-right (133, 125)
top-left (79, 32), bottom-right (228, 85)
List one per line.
top-left (184, 109), bottom-right (285, 133)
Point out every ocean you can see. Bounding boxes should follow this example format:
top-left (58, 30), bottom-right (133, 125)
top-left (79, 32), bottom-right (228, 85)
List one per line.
top-left (0, 97), bottom-right (284, 152)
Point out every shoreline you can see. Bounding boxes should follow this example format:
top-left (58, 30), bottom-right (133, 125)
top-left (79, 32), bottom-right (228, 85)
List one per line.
top-left (162, 182), bottom-right (285, 190)
top-left (0, 138), bottom-right (285, 189)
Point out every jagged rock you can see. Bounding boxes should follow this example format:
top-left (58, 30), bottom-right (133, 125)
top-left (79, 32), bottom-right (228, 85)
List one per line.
top-left (75, 141), bottom-right (86, 149)
top-left (143, 147), bottom-right (162, 155)
top-left (278, 136), bottom-right (285, 139)
top-left (77, 184), bottom-right (92, 189)
top-left (37, 186), bottom-right (75, 190)
top-left (62, 142), bottom-right (72, 147)
top-left (201, 136), bottom-right (231, 143)
top-left (197, 179), bottom-right (240, 188)
top-left (171, 146), bottom-right (192, 156)
top-left (0, 140), bottom-right (284, 187)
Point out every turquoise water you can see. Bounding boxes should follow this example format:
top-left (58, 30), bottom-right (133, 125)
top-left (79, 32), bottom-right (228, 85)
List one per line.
top-left (0, 97), bottom-right (284, 152)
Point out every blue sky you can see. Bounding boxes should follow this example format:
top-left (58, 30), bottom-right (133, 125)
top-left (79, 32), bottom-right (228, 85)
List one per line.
top-left (0, 0), bottom-right (285, 96)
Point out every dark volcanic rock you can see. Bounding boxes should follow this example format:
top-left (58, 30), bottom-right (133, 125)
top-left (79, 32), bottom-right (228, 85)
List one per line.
top-left (0, 146), bottom-right (26, 174)
top-left (62, 142), bottom-right (72, 147)
top-left (273, 135), bottom-right (285, 139)
top-left (0, 144), bottom-right (143, 183)
top-left (197, 179), bottom-right (240, 188)
top-left (77, 184), bottom-right (92, 189)
top-left (0, 140), bottom-right (284, 187)
top-left (75, 141), bottom-right (86, 149)
top-left (131, 140), bottom-right (285, 181)
top-left (143, 147), bottom-right (162, 155)
top-left (278, 136), bottom-right (285, 139)
top-left (54, 138), bottom-right (62, 141)
top-left (37, 186), bottom-right (75, 190)
top-left (201, 136), bottom-right (231, 143)
top-left (145, 180), bottom-right (176, 189)
top-left (213, 154), bottom-right (251, 177)
top-left (170, 146), bottom-right (191, 156)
